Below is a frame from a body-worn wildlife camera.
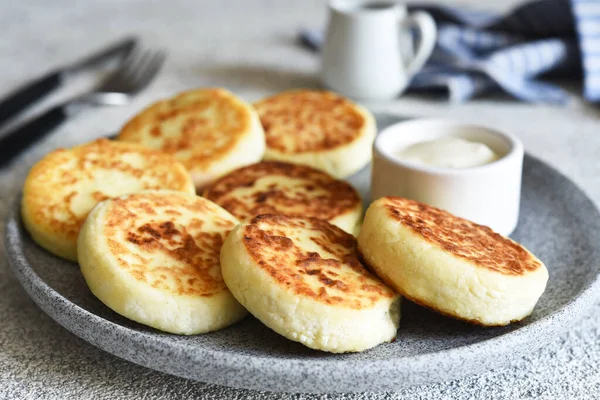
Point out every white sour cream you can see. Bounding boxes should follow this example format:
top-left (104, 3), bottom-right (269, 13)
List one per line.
top-left (395, 137), bottom-right (499, 168)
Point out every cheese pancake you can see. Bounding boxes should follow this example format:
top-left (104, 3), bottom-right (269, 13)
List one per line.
top-left (220, 214), bottom-right (400, 353)
top-left (253, 90), bottom-right (376, 179)
top-left (203, 161), bottom-right (362, 235)
top-left (118, 88), bottom-right (265, 189)
top-left (21, 139), bottom-right (195, 261)
top-left (78, 190), bottom-right (247, 335)
top-left (358, 197), bottom-right (549, 326)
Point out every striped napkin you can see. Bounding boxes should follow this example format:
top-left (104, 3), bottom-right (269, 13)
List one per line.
top-left (299, 0), bottom-right (599, 104)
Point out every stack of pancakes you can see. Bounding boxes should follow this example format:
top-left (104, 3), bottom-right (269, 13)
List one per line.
top-left (21, 87), bottom-right (548, 353)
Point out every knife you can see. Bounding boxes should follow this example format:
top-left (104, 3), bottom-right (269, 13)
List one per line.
top-left (0, 36), bottom-right (137, 127)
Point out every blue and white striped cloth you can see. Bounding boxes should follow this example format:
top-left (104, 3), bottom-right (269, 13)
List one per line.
top-left (299, 0), bottom-right (600, 104)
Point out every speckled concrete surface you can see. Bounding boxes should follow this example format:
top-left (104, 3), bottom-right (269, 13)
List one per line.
top-left (2, 0), bottom-right (600, 398)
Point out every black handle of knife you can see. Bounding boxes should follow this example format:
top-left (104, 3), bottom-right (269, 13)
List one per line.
top-left (0, 70), bottom-right (63, 127)
top-left (0, 105), bottom-right (67, 168)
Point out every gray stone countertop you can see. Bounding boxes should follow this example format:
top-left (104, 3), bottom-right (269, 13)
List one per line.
top-left (1, 0), bottom-right (599, 398)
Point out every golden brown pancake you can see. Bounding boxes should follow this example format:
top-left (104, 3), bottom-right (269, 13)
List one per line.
top-left (203, 161), bottom-right (363, 234)
top-left (383, 197), bottom-right (542, 275)
top-left (253, 90), bottom-right (376, 178)
top-left (242, 214), bottom-right (394, 308)
top-left (220, 214), bottom-right (401, 352)
top-left (118, 88), bottom-right (265, 189)
top-left (21, 139), bottom-right (195, 261)
top-left (77, 190), bottom-right (247, 334)
top-left (358, 197), bottom-right (549, 326)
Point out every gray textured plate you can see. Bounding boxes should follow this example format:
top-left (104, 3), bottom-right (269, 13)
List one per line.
top-left (5, 114), bottom-right (600, 393)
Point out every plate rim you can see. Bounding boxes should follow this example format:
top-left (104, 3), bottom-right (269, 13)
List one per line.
top-left (5, 153), bottom-right (600, 393)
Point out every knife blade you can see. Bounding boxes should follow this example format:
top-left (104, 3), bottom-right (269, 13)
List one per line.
top-left (62, 36), bottom-right (137, 76)
top-left (0, 36), bottom-right (137, 127)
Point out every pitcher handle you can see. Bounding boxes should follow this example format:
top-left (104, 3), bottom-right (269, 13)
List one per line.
top-left (403, 11), bottom-right (437, 77)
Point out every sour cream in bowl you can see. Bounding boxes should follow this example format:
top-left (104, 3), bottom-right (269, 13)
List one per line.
top-left (371, 119), bottom-right (524, 236)
top-left (395, 136), bottom-right (500, 168)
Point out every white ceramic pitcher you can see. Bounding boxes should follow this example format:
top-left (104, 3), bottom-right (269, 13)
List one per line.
top-left (321, 0), bottom-right (437, 99)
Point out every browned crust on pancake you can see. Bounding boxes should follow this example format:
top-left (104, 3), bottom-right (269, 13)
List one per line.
top-left (382, 197), bottom-right (542, 276)
top-left (241, 214), bottom-right (396, 309)
top-left (118, 88), bottom-right (252, 170)
top-left (22, 139), bottom-right (192, 243)
top-left (253, 90), bottom-right (366, 153)
top-left (203, 161), bottom-right (361, 222)
top-left (103, 192), bottom-right (236, 297)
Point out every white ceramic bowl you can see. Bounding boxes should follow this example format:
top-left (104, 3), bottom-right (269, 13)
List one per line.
top-left (372, 119), bottom-right (524, 236)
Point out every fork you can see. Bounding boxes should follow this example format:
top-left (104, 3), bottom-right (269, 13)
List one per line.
top-left (0, 48), bottom-right (165, 168)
